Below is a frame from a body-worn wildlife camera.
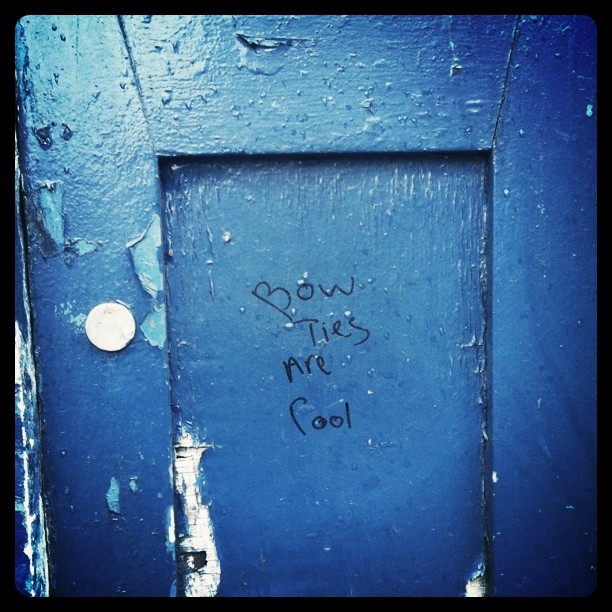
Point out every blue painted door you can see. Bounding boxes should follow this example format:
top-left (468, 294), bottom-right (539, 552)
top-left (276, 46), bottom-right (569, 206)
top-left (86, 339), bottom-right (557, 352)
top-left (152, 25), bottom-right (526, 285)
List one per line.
top-left (162, 154), bottom-right (488, 595)
top-left (16, 15), bottom-right (596, 597)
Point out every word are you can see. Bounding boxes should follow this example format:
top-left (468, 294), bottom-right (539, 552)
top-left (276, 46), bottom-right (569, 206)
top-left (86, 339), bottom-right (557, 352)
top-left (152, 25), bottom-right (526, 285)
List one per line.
top-left (289, 397), bottom-right (352, 436)
top-left (251, 276), bottom-right (356, 322)
top-left (283, 354), bottom-right (331, 383)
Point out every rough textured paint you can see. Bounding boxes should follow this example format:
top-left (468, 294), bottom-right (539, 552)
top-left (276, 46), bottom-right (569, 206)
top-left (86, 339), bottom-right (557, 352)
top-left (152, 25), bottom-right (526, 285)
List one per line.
top-left (173, 434), bottom-right (221, 597)
top-left (119, 15), bottom-right (515, 155)
top-left (127, 214), bottom-right (167, 348)
top-left (491, 15), bottom-right (597, 596)
top-left (15, 16), bottom-right (175, 596)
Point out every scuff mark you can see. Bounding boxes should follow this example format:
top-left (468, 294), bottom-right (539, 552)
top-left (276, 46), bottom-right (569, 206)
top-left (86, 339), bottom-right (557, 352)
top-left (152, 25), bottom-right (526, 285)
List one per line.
top-left (32, 180), bottom-right (65, 256)
top-left (126, 214), bottom-right (167, 348)
top-left (105, 476), bottom-right (121, 519)
top-left (465, 558), bottom-right (487, 596)
top-left (173, 433), bottom-right (220, 597)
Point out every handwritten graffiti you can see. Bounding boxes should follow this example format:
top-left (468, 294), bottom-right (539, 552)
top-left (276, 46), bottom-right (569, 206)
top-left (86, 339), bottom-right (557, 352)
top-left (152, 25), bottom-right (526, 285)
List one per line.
top-left (251, 274), bottom-right (371, 435)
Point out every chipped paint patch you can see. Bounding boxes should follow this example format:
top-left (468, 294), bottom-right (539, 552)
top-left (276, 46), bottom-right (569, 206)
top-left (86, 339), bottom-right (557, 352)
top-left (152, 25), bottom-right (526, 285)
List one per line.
top-left (32, 180), bottom-right (65, 256)
top-left (127, 214), bottom-right (167, 348)
top-left (129, 476), bottom-right (139, 494)
top-left (105, 477), bottom-right (121, 518)
top-left (56, 301), bottom-right (88, 329)
top-left (173, 433), bottom-right (220, 597)
top-left (65, 237), bottom-right (103, 256)
top-left (465, 558), bottom-right (487, 597)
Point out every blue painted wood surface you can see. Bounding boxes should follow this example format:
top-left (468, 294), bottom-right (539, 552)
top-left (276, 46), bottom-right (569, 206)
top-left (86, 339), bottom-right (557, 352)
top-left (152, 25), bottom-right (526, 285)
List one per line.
top-left (15, 137), bottom-right (49, 597)
top-left (120, 15), bottom-right (515, 155)
top-left (15, 14), bottom-right (596, 597)
top-left (162, 154), bottom-right (488, 595)
top-left (15, 16), bottom-right (175, 596)
top-left (491, 15), bottom-right (597, 596)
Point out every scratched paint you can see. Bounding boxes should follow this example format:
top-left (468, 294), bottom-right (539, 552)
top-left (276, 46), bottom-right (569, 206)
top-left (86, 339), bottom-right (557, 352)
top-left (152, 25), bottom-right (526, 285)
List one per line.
top-left (127, 214), bottom-right (167, 348)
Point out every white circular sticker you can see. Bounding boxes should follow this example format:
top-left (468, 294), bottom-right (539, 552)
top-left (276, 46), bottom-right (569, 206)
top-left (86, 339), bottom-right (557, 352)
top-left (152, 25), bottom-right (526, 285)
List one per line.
top-left (85, 302), bottom-right (136, 352)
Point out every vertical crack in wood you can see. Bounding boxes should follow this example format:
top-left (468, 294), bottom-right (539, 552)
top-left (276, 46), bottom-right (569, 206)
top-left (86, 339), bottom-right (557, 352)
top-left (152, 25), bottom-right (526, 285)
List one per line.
top-left (491, 16), bottom-right (521, 149)
top-left (479, 156), bottom-right (493, 596)
top-left (117, 16), bottom-right (158, 152)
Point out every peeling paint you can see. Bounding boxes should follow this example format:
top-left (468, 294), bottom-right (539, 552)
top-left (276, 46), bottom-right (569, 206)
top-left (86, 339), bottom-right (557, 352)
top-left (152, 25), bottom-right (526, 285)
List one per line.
top-left (173, 433), bottom-right (220, 597)
top-left (15, 322), bottom-right (50, 596)
top-left (127, 214), bottom-right (167, 348)
top-left (126, 214), bottom-right (164, 300)
top-left (105, 477), bottom-right (121, 518)
top-left (32, 180), bottom-right (65, 256)
top-left (465, 559), bottom-right (487, 596)
top-left (140, 305), bottom-right (167, 349)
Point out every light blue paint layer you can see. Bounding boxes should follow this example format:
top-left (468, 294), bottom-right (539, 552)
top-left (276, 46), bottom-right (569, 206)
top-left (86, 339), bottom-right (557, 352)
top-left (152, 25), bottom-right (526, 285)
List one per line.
top-left (127, 214), bottom-right (163, 300)
top-left (105, 477), bottom-right (121, 515)
top-left (140, 305), bottom-right (167, 349)
top-left (127, 214), bottom-right (166, 348)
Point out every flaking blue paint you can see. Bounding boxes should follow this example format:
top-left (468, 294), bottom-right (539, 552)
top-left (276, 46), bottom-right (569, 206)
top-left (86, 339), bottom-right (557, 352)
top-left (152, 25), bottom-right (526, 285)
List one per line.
top-left (127, 214), bottom-right (167, 348)
top-left (32, 180), bottom-right (65, 256)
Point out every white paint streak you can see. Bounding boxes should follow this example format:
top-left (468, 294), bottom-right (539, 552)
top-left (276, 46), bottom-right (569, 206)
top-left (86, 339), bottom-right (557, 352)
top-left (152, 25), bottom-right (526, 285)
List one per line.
top-left (465, 559), bottom-right (486, 597)
top-left (174, 433), bottom-right (220, 597)
top-left (15, 322), bottom-right (50, 596)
